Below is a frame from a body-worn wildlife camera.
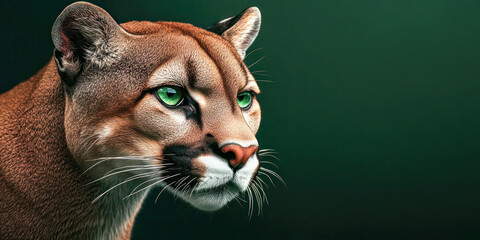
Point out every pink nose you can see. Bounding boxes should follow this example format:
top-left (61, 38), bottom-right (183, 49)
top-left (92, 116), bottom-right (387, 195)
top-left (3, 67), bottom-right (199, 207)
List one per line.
top-left (221, 144), bottom-right (258, 168)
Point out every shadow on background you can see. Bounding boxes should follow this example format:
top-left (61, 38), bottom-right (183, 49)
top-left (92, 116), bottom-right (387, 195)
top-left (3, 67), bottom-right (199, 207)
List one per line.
top-left (1, 0), bottom-right (479, 239)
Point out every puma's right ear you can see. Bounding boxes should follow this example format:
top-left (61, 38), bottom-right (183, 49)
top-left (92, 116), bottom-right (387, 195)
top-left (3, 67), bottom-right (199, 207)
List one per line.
top-left (51, 2), bottom-right (126, 85)
top-left (207, 7), bottom-right (261, 59)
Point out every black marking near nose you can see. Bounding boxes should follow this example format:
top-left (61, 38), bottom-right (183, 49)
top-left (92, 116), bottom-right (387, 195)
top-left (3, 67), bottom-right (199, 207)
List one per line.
top-left (162, 144), bottom-right (203, 177)
top-left (164, 144), bottom-right (202, 161)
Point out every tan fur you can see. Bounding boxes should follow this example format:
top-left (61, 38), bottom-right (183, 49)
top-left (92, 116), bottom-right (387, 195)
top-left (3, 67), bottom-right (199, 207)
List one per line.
top-left (0, 2), bottom-right (262, 239)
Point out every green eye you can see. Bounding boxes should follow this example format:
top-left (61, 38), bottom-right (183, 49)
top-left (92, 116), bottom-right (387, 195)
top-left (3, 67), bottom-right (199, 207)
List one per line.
top-left (237, 92), bottom-right (253, 109)
top-left (156, 86), bottom-right (184, 107)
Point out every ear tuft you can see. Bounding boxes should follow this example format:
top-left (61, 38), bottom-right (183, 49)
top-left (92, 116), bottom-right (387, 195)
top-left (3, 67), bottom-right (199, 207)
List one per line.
top-left (69, 16), bottom-right (121, 67)
top-left (208, 7), bottom-right (261, 59)
top-left (51, 2), bottom-right (125, 85)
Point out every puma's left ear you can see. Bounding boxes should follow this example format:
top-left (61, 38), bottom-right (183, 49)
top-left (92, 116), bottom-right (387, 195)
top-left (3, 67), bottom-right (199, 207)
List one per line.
top-left (207, 7), bottom-right (261, 59)
top-left (51, 2), bottom-right (127, 86)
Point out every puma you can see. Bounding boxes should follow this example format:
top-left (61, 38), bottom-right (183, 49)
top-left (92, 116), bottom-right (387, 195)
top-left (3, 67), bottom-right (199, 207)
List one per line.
top-left (0, 2), bottom-right (278, 239)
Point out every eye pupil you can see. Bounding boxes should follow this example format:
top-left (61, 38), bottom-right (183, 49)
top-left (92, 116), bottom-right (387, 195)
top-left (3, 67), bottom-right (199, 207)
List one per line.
top-left (166, 90), bottom-right (175, 97)
top-left (237, 92), bottom-right (253, 110)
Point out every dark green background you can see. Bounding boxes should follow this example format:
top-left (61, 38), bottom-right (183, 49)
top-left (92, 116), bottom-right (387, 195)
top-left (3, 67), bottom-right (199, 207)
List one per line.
top-left (1, 0), bottom-right (479, 239)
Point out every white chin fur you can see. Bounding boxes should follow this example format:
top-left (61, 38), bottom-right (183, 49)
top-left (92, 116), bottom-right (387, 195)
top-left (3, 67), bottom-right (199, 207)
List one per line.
top-left (195, 155), bottom-right (233, 191)
top-left (169, 154), bottom-right (259, 211)
top-left (233, 154), bottom-right (259, 191)
top-left (178, 188), bottom-right (238, 211)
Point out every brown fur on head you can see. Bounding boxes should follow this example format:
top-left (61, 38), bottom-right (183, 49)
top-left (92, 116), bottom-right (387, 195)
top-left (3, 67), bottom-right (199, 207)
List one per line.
top-left (52, 2), bottom-right (262, 211)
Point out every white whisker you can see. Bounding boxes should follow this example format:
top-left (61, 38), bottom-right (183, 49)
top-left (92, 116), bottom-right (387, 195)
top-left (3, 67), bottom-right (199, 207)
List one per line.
top-left (124, 173), bottom-right (181, 199)
top-left (181, 177), bottom-right (197, 195)
top-left (189, 181), bottom-right (199, 198)
top-left (80, 135), bottom-right (100, 159)
top-left (103, 164), bottom-right (169, 175)
top-left (260, 160), bottom-right (279, 168)
top-left (254, 178), bottom-right (269, 205)
top-left (260, 167), bottom-right (286, 187)
top-left (244, 47), bottom-right (265, 60)
top-left (91, 172), bottom-right (156, 203)
top-left (173, 176), bottom-right (189, 198)
top-left (251, 182), bottom-right (262, 216)
top-left (155, 181), bottom-right (177, 203)
top-left (258, 171), bottom-right (276, 187)
top-left (256, 176), bottom-right (270, 189)
top-left (247, 56), bottom-right (265, 69)
top-left (258, 148), bottom-right (275, 152)
top-left (85, 156), bottom-right (164, 162)
top-left (247, 187), bottom-right (254, 219)
top-left (87, 166), bottom-right (165, 185)
top-left (258, 153), bottom-right (281, 161)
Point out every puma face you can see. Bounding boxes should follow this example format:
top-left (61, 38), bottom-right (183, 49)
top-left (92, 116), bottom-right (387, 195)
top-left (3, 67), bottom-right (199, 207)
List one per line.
top-left (53, 2), bottom-right (263, 211)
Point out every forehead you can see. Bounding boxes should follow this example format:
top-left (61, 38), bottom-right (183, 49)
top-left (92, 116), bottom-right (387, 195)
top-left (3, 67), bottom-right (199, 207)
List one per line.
top-left (121, 21), bottom-right (259, 98)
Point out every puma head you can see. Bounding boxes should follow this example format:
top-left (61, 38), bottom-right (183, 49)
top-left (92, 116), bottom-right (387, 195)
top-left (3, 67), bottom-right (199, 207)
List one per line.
top-left (52, 2), bottom-right (262, 211)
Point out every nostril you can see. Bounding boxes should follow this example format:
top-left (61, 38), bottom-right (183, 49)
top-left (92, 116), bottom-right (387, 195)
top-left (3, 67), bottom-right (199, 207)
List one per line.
top-left (221, 144), bottom-right (244, 168)
top-left (220, 144), bottom-right (258, 168)
top-left (222, 151), bottom-right (236, 164)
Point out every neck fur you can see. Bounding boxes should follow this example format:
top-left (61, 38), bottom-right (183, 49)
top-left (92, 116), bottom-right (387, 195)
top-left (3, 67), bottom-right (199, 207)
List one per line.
top-left (0, 59), bottom-right (146, 239)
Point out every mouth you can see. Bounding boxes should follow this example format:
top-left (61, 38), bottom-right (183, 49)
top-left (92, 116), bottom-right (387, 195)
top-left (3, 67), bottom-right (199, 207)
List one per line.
top-left (195, 179), bottom-right (242, 195)
top-left (177, 180), bottom-right (243, 211)
top-left (156, 153), bottom-right (259, 211)
top-left (158, 170), bottom-right (251, 211)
